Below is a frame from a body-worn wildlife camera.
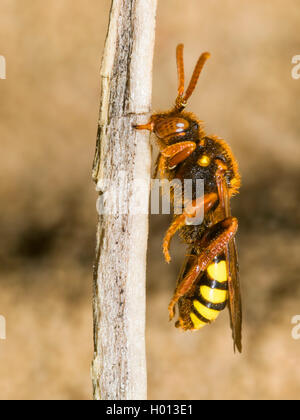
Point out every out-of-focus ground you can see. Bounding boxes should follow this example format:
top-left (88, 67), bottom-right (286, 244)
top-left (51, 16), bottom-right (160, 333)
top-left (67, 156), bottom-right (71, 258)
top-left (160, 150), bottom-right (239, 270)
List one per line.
top-left (1, 0), bottom-right (300, 400)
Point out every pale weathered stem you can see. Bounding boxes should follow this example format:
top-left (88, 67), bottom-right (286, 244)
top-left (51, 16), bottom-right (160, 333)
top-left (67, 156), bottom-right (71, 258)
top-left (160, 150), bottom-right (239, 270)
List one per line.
top-left (91, 0), bottom-right (157, 400)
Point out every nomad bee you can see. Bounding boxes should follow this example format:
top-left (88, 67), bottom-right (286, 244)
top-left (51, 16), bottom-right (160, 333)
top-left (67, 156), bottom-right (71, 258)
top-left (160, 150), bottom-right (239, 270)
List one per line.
top-left (135, 44), bottom-right (242, 352)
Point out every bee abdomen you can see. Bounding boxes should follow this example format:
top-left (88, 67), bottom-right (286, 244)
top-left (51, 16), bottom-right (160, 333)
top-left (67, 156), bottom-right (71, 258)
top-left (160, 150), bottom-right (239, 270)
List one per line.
top-left (190, 258), bottom-right (228, 330)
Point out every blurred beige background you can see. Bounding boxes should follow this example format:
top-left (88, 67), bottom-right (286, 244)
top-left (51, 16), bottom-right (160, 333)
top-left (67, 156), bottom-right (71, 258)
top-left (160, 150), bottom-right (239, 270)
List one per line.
top-left (1, 0), bottom-right (300, 400)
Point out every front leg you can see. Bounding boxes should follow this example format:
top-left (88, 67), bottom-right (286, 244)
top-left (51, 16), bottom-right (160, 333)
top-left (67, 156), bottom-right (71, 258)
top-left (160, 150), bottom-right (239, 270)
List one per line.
top-left (168, 216), bottom-right (238, 320)
top-left (161, 141), bottom-right (196, 169)
top-left (154, 141), bottom-right (197, 179)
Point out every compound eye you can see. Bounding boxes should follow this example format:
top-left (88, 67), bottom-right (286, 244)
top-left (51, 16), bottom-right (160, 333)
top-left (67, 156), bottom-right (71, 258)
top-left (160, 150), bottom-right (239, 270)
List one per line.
top-left (154, 117), bottom-right (189, 139)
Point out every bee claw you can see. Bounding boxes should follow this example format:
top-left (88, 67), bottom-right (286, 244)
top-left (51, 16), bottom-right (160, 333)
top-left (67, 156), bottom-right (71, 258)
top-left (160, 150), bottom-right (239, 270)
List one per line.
top-left (165, 254), bottom-right (171, 264)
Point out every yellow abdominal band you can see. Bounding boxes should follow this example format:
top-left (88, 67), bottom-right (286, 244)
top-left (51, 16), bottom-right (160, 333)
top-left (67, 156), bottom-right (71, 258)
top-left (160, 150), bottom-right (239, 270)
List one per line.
top-left (190, 260), bottom-right (228, 329)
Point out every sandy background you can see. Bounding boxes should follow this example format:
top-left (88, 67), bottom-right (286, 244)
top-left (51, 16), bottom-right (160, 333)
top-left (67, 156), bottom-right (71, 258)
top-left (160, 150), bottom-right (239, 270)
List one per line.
top-left (1, 0), bottom-right (300, 400)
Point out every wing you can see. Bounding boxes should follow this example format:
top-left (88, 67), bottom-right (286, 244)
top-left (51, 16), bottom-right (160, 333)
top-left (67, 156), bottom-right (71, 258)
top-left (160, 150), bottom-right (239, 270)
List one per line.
top-left (227, 237), bottom-right (242, 352)
top-left (215, 161), bottom-right (242, 353)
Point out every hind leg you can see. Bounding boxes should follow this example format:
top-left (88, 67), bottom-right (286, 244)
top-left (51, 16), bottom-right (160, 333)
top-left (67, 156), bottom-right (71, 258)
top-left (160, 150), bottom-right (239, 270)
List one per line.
top-left (168, 217), bottom-right (238, 320)
top-left (162, 192), bottom-right (218, 263)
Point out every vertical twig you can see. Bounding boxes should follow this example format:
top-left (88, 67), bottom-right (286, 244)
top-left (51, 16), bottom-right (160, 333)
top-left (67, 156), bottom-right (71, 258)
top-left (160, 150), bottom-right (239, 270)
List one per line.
top-left (91, 0), bottom-right (157, 400)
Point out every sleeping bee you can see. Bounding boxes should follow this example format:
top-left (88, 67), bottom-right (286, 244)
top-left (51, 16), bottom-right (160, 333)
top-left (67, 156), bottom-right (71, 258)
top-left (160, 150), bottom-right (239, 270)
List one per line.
top-left (135, 44), bottom-right (242, 352)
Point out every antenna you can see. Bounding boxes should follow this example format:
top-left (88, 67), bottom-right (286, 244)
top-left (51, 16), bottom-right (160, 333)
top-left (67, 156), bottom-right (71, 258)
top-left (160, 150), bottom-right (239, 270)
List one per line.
top-left (175, 44), bottom-right (211, 111)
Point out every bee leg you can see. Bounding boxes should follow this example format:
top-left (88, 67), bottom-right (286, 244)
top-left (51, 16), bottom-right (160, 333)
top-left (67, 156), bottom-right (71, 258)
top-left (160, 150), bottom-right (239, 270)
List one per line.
top-left (162, 214), bottom-right (187, 263)
top-left (168, 216), bottom-right (238, 320)
top-left (161, 141), bottom-right (196, 169)
top-left (153, 154), bottom-right (169, 179)
top-left (153, 154), bottom-right (161, 178)
top-left (154, 141), bottom-right (197, 179)
top-left (154, 140), bottom-right (196, 178)
top-left (162, 192), bottom-right (218, 263)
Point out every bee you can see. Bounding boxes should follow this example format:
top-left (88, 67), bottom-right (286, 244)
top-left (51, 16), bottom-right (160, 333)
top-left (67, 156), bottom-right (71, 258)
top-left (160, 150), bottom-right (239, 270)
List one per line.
top-left (134, 44), bottom-right (242, 352)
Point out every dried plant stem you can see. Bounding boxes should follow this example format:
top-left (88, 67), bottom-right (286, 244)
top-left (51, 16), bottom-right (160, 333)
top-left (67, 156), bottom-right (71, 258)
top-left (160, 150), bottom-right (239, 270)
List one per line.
top-left (91, 0), bottom-right (157, 400)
